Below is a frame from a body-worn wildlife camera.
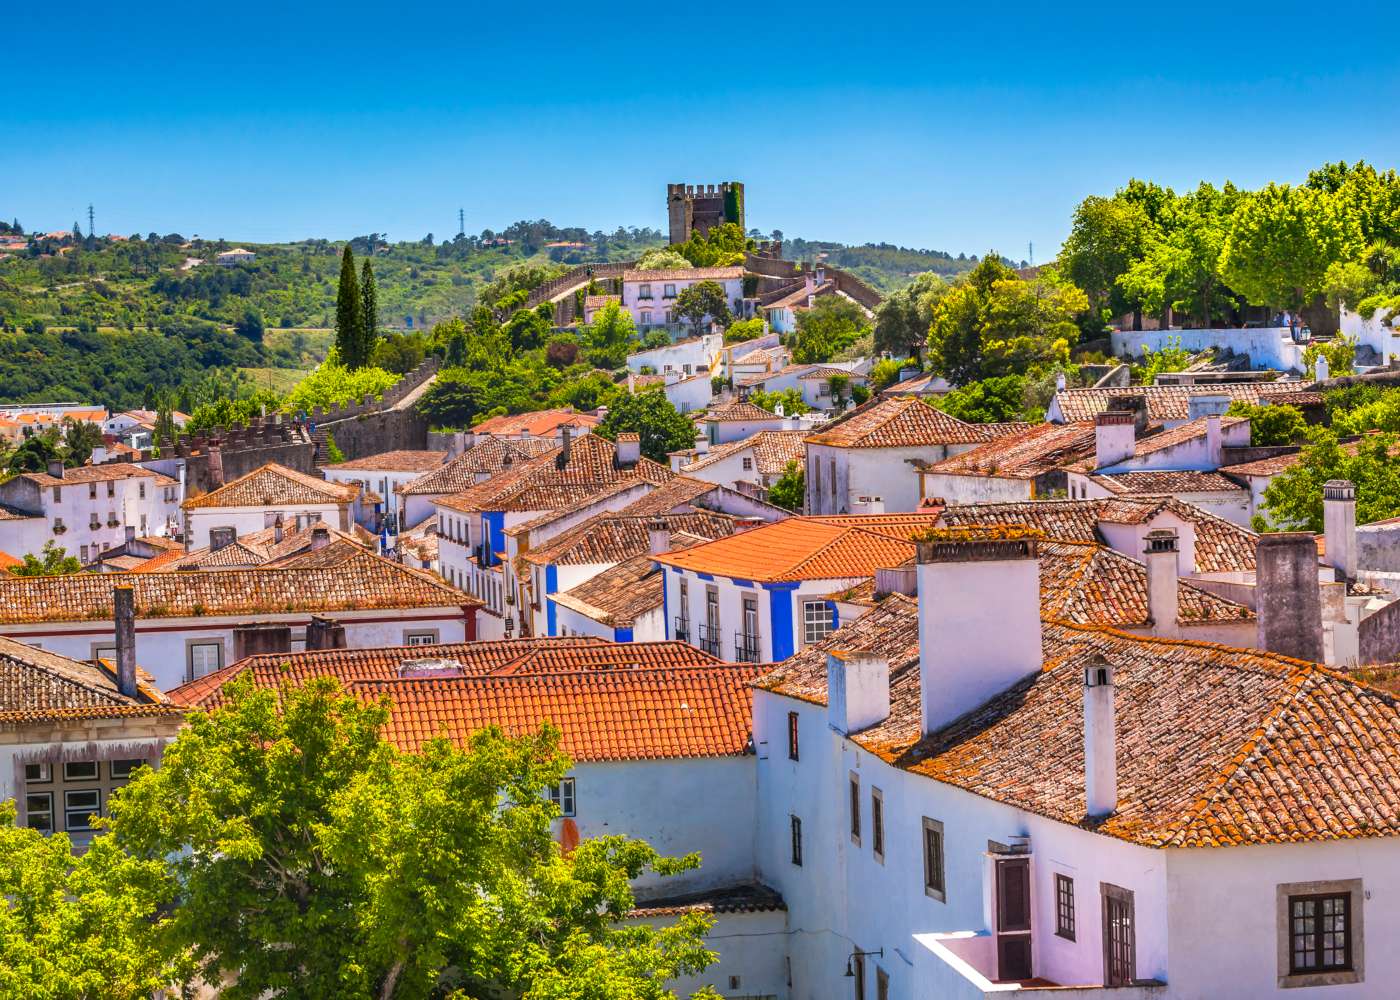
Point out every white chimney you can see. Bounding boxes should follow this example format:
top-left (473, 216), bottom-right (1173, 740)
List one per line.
top-left (1323, 479), bottom-right (1357, 582)
top-left (47, 459), bottom-right (64, 480)
top-left (849, 495), bottom-right (885, 515)
top-left (616, 433), bottom-right (641, 467)
top-left (1205, 413), bottom-right (1223, 468)
top-left (774, 402), bottom-right (785, 417)
top-left (916, 533), bottom-right (1043, 736)
top-left (1083, 656), bottom-right (1118, 818)
top-left (648, 518), bottom-right (672, 555)
top-left (1094, 410), bottom-right (1136, 470)
top-left (310, 525), bottom-right (330, 551)
top-left (1315, 353), bottom-right (1330, 382)
top-left (91, 445), bottom-right (107, 465)
top-left (1143, 528), bottom-right (1180, 638)
top-left (826, 650), bottom-right (890, 735)
top-left (1055, 371), bottom-right (1067, 392)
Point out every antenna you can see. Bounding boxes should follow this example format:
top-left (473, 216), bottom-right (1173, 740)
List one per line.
top-left (458, 208), bottom-right (465, 238)
top-left (1028, 241), bottom-right (1033, 267)
top-left (87, 204), bottom-right (95, 238)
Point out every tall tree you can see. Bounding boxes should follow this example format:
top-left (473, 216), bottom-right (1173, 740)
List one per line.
top-left (359, 258), bottom-right (379, 366)
top-left (1059, 194), bottom-right (1157, 328)
top-left (673, 280), bottom-right (732, 335)
top-left (596, 389), bottom-right (696, 462)
top-left (335, 245), bottom-right (363, 367)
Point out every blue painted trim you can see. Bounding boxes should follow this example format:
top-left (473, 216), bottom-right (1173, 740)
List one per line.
top-left (669, 565), bottom-right (683, 574)
top-left (696, 572), bottom-right (714, 581)
top-left (545, 564), bottom-right (559, 637)
top-left (828, 599), bottom-right (840, 631)
top-left (730, 577), bottom-right (755, 589)
top-left (761, 581), bottom-right (800, 592)
top-left (614, 627), bottom-right (634, 643)
top-left (662, 572), bottom-right (670, 639)
top-left (482, 511), bottom-right (506, 567)
top-left (769, 587), bottom-right (796, 662)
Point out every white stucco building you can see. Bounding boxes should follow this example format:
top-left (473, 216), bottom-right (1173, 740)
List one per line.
top-left (321, 449), bottom-right (447, 530)
top-left (619, 267), bottom-right (745, 333)
top-left (182, 462), bottom-right (361, 550)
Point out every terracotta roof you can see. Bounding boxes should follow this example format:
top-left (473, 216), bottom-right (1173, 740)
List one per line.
top-left (524, 511), bottom-right (738, 567)
top-left (471, 410), bottom-right (599, 437)
top-left (653, 513), bottom-right (944, 583)
top-left (706, 400), bottom-right (782, 423)
top-left (324, 450), bottom-right (447, 472)
top-left (1089, 471), bottom-right (1248, 495)
top-left (763, 283), bottom-right (832, 312)
top-left (759, 597), bottom-right (1400, 848)
top-left (921, 421), bottom-right (1097, 480)
top-left (622, 267), bottom-right (744, 282)
top-left (0, 550), bottom-right (20, 570)
top-left (1219, 452), bottom-right (1303, 477)
top-left (1051, 382), bottom-right (1304, 423)
top-left (609, 477), bottom-right (726, 517)
top-left (437, 434), bottom-right (672, 515)
top-left (682, 431), bottom-right (807, 477)
top-left (628, 883), bottom-right (786, 918)
top-left (735, 363), bottom-right (820, 388)
top-left (732, 346), bottom-right (786, 365)
top-left (805, 397), bottom-right (988, 448)
top-left (938, 497), bottom-right (1258, 574)
top-left (147, 523), bottom-right (373, 572)
top-left (797, 366), bottom-right (867, 381)
top-left (362, 665), bottom-right (764, 761)
top-left (398, 437), bottom-right (554, 496)
top-left (183, 462), bottom-right (358, 510)
top-left (170, 637), bottom-right (725, 709)
top-left (551, 554), bottom-right (666, 627)
top-left (584, 294), bottom-right (620, 310)
top-left (0, 634), bottom-right (174, 724)
top-left (0, 551), bottom-right (468, 624)
top-left (22, 462), bottom-right (176, 488)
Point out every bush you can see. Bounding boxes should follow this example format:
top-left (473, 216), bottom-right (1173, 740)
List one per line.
top-left (283, 348), bottom-right (398, 415)
top-left (724, 317), bottom-right (765, 344)
top-left (767, 461), bottom-right (804, 511)
top-left (1226, 401), bottom-right (1308, 446)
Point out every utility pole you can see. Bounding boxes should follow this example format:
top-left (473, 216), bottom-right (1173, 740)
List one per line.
top-left (87, 204), bottom-right (95, 238)
top-left (1028, 241), bottom-right (1034, 267)
top-left (458, 207), bottom-right (465, 238)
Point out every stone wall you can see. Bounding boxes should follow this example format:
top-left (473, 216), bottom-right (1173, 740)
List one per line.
top-left (314, 407), bottom-right (428, 464)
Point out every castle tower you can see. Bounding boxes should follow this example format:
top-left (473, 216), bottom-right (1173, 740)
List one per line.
top-left (667, 181), bottom-right (744, 245)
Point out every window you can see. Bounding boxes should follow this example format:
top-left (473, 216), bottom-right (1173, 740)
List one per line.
top-left (829, 458), bottom-right (837, 503)
top-left (107, 481), bottom-right (114, 498)
top-left (92, 643), bottom-right (117, 662)
top-left (1056, 873), bottom-right (1076, 940)
top-left (871, 787), bottom-right (885, 863)
top-left (188, 641), bottom-right (223, 681)
top-left (849, 772), bottom-right (861, 844)
top-left (1290, 893), bottom-right (1352, 974)
top-left (638, 283), bottom-right (652, 299)
top-left (139, 482), bottom-right (146, 499)
top-left (140, 514), bottom-right (147, 534)
top-left (52, 517), bottom-right (64, 533)
top-left (88, 482), bottom-right (97, 499)
top-left (922, 817), bottom-right (946, 901)
top-left (64, 789), bottom-right (101, 831)
top-left (80, 544), bottom-right (89, 562)
top-left (26, 793), bottom-right (53, 833)
top-left (209, 526), bottom-right (236, 549)
top-left (24, 762), bottom-right (51, 783)
top-left (790, 814), bottom-right (803, 866)
top-left (404, 630), bottom-right (438, 646)
top-left (63, 761), bottom-right (98, 782)
top-left (803, 600), bottom-right (834, 645)
top-left (110, 758), bottom-right (146, 779)
top-left (640, 311), bottom-right (652, 326)
top-left (547, 777), bottom-right (576, 817)
top-left (663, 283), bottom-right (676, 298)
top-left (742, 457), bottom-right (753, 471)
top-left (876, 967), bottom-right (889, 1000)
top-left (787, 711), bottom-right (799, 761)
top-left (1101, 883), bottom-right (1136, 987)
top-left (739, 594), bottom-right (760, 662)
top-left (53, 486), bottom-right (61, 502)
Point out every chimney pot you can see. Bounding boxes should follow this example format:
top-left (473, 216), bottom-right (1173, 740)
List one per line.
top-left (1323, 479), bottom-right (1358, 582)
top-left (47, 459), bottom-right (64, 480)
top-left (1094, 410), bottom-right (1137, 470)
top-left (1144, 529), bottom-right (1180, 638)
top-left (310, 525), bottom-right (330, 551)
top-left (647, 518), bottom-right (672, 555)
top-left (113, 584), bottom-right (138, 698)
top-left (1083, 656), bottom-right (1118, 817)
top-left (616, 432), bottom-right (641, 468)
top-left (826, 650), bottom-right (890, 735)
top-left (305, 614), bottom-right (347, 650)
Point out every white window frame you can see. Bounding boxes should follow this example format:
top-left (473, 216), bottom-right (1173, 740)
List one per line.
top-left (404, 630), bottom-right (439, 646)
top-left (188, 641), bottom-right (224, 681)
top-left (24, 762), bottom-right (51, 783)
top-left (26, 792), bottom-right (54, 833)
top-left (803, 600), bottom-right (834, 645)
top-left (548, 777), bottom-right (576, 817)
top-left (63, 761), bottom-right (99, 782)
top-left (64, 788), bottom-right (101, 831)
top-left (110, 758), bottom-right (146, 779)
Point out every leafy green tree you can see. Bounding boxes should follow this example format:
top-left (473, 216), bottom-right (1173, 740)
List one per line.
top-left (334, 246), bottom-right (364, 367)
top-left (1301, 334), bottom-right (1357, 380)
top-left (372, 332), bottom-right (427, 374)
top-left (1220, 183), bottom-right (1362, 312)
top-left (722, 317), bottom-right (765, 343)
top-left (1330, 387), bottom-right (1400, 436)
top-left (1136, 335), bottom-right (1192, 385)
top-left (141, 383), bottom-right (156, 410)
top-left (672, 223), bottom-right (749, 267)
top-left (283, 349), bottom-right (398, 415)
top-left (673, 281), bottom-right (731, 335)
top-left (873, 273), bottom-right (948, 358)
top-left (107, 676), bottom-right (719, 1000)
top-left (792, 297), bottom-right (868, 364)
top-left (868, 357), bottom-right (911, 391)
top-left (596, 389), bottom-right (695, 462)
top-left (61, 416), bottom-right (104, 466)
top-left (1116, 182), bottom-right (1241, 326)
top-left (1225, 401), bottom-right (1308, 446)
top-left (234, 306), bottom-right (264, 343)
top-left (767, 460), bottom-right (804, 512)
top-left (359, 259), bottom-right (380, 365)
top-left (324, 431), bottom-right (346, 464)
top-left (582, 301), bottom-right (638, 369)
top-left (1060, 193), bottom-right (1158, 326)
top-left (505, 306), bottom-right (552, 353)
top-left (11, 540), bottom-right (83, 575)
top-left (1256, 428), bottom-right (1400, 531)
top-left (636, 248), bottom-right (692, 270)
top-left (0, 803), bottom-right (182, 998)
top-left (933, 375), bottom-right (1030, 424)
top-left (6, 429), bottom-right (61, 474)
top-left (747, 387), bottom-right (810, 416)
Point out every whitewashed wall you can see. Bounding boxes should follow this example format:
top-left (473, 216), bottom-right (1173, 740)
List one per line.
top-left (1110, 328), bottom-right (1304, 372)
top-left (185, 501), bottom-right (347, 550)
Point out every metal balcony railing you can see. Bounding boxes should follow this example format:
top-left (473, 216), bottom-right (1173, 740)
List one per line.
top-left (696, 623), bottom-right (721, 656)
top-left (734, 632), bottom-right (761, 663)
top-left (673, 616), bottom-right (691, 642)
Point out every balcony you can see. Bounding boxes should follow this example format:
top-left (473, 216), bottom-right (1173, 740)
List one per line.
top-left (913, 931), bottom-right (1166, 998)
top-left (673, 616), bottom-right (691, 642)
top-left (696, 623), bottom-right (721, 657)
top-left (734, 632), bottom-right (761, 663)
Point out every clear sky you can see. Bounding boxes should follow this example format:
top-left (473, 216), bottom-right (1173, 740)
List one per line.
top-left (6, 1), bottom-right (1399, 259)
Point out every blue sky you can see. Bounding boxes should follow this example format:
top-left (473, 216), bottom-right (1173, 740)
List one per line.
top-left (6, 1), bottom-right (1399, 258)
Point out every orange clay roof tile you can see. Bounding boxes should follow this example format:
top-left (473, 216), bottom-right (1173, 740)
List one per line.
top-left (182, 462), bottom-right (358, 509)
top-left (804, 396), bottom-right (990, 448)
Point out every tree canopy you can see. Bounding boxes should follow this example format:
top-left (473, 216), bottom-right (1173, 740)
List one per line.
top-left (791, 297), bottom-right (869, 364)
top-left (596, 389), bottom-right (696, 462)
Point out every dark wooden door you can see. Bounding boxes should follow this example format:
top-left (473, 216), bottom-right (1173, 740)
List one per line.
top-left (1103, 884), bottom-right (1136, 986)
top-left (996, 858), bottom-right (1032, 981)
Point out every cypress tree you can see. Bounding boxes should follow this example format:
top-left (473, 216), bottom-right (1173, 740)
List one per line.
top-left (359, 258), bottom-right (379, 368)
top-left (335, 246), bottom-right (362, 366)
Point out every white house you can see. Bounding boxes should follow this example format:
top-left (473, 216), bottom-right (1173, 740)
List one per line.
top-left (918, 421), bottom-right (1095, 505)
top-left (619, 267), bottom-right (745, 333)
top-left (795, 366), bottom-right (871, 412)
top-left (550, 553), bottom-right (671, 642)
top-left (698, 399), bottom-right (793, 446)
top-left (215, 247), bottom-right (256, 266)
top-left (182, 462), bottom-right (361, 550)
top-left (627, 369), bottom-right (714, 415)
top-left (0, 461), bottom-right (181, 565)
top-left (678, 430), bottom-right (808, 494)
top-left (0, 551), bottom-right (476, 690)
top-left (396, 436), bottom-right (554, 529)
top-left (626, 332), bottom-right (722, 376)
top-left (805, 397), bottom-right (994, 515)
top-left (322, 449), bottom-right (447, 530)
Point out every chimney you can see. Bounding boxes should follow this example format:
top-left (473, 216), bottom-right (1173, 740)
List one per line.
top-left (309, 525), bottom-right (330, 551)
top-left (1144, 529), bottom-right (1180, 637)
top-left (1055, 371), bottom-right (1067, 392)
top-left (826, 650), bottom-right (890, 735)
top-left (91, 445), bottom-right (107, 465)
top-left (1205, 413), bottom-right (1223, 468)
top-left (774, 402), bottom-right (785, 417)
top-left (915, 533), bottom-right (1043, 736)
top-left (849, 495), bottom-right (885, 515)
top-left (1323, 479), bottom-right (1357, 583)
top-left (647, 518), bottom-right (671, 555)
top-left (47, 459), bottom-right (64, 480)
top-left (1094, 410), bottom-right (1136, 470)
top-left (1256, 532), bottom-right (1324, 662)
top-left (695, 432), bottom-right (710, 456)
top-left (557, 426), bottom-right (573, 469)
top-left (305, 615), bottom-right (347, 650)
top-left (616, 432), bottom-right (641, 467)
top-left (273, 516), bottom-right (284, 544)
top-left (232, 622), bottom-right (292, 660)
top-left (113, 584), bottom-right (137, 698)
top-left (1082, 656), bottom-right (1118, 817)
top-left (124, 525), bottom-right (136, 544)
top-left (1315, 353), bottom-right (1330, 382)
